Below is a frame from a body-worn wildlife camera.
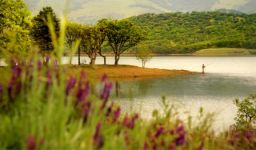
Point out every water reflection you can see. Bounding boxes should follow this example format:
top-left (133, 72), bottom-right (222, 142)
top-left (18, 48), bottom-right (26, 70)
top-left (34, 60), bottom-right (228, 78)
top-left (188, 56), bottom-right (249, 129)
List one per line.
top-left (62, 56), bottom-right (256, 130)
top-left (110, 74), bottom-right (256, 131)
top-left (112, 74), bottom-right (256, 98)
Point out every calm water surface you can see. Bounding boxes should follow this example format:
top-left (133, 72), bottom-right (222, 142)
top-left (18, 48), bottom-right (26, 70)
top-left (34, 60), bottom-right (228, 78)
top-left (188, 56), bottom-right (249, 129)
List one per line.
top-left (64, 56), bottom-right (256, 131)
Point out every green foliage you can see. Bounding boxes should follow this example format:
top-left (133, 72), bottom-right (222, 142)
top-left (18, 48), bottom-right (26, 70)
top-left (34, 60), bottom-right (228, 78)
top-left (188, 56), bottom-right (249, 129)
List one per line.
top-left (103, 19), bottom-right (144, 65)
top-left (128, 12), bottom-right (256, 54)
top-left (66, 22), bottom-right (106, 65)
top-left (235, 95), bottom-right (256, 128)
top-left (193, 48), bottom-right (253, 56)
top-left (135, 44), bottom-right (152, 68)
top-left (0, 0), bottom-right (32, 58)
top-left (31, 7), bottom-right (59, 52)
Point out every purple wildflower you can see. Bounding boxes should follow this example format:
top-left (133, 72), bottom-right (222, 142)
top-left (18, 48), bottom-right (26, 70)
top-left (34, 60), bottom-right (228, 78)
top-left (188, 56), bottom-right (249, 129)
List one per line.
top-left (65, 77), bottom-right (76, 96)
top-left (93, 122), bottom-right (104, 149)
top-left (245, 129), bottom-right (254, 141)
top-left (113, 107), bottom-right (121, 122)
top-left (7, 62), bottom-right (23, 100)
top-left (168, 144), bottom-right (175, 150)
top-left (101, 74), bottom-right (108, 83)
top-left (10, 58), bottom-right (19, 71)
top-left (100, 82), bottom-right (112, 101)
top-left (106, 103), bottom-right (113, 117)
top-left (8, 83), bottom-right (13, 100)
top-left (27, 135), bottom-right (36, 150)
top-left (37, 60), bottom-right (43, 71)
top-left (155, 127), bottom-right (165, 138)
top-left (45, 56), bottom-right (50, 64)
top-left (175, 134), bottom-right (185, 145)
top-left (76, 81), bottom-right (90, 103)
top-left (123, 114), bottom-right (139, 129)
top-left (82, 101), bottom-right (91, 122)
top-left (46, 70), bottom-right (52, 87)
top-left (11, 61), bottom-right (22, 78)
top-left (100, 82), bottom-right (112, 109)
top-left (197, 142), bottom-right (204, 150)
top-left (175, 124), bottom-right (186, 145)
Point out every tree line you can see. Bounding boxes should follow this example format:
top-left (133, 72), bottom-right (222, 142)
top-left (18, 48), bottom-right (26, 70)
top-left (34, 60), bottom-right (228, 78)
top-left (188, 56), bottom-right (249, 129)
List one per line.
top-left (128, 11), bottom-right (256, 54)
top-left (0, 1), bottom-right (144, 66)
top-left (2, 0), bottom-right (256, 62)
top-left (65, 19), bottom-right (144, 65)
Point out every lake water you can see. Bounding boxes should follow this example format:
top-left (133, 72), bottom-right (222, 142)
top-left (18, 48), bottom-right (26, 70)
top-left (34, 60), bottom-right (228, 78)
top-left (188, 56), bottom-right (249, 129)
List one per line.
top-left (67, 56), bottom-right (256, 131)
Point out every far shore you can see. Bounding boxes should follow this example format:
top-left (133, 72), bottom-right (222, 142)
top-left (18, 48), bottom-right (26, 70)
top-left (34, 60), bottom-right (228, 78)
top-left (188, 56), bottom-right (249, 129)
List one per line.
top-left (66, 65), bottom-right (193, 80)
top-left (63, 48), bottom-right (256, 57)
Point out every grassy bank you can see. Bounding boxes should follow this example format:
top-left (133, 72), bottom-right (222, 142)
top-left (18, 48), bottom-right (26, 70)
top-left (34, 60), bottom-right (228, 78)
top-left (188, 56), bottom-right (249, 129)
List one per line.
top-left (193, 48), bottom-right (256, 56)
top-left (67, 65), bottom-right (193, 79)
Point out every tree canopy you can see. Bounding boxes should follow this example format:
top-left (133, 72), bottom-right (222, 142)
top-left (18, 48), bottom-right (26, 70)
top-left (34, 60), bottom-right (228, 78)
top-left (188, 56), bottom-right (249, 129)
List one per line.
top-left (104, 19), bottom-right (144, 65)
top-left (0, 0), bottom-right (32, 57)
top-left (31, 6), bottom-right (59, 52)
top-left (66, 22), bottom-right (106, 65)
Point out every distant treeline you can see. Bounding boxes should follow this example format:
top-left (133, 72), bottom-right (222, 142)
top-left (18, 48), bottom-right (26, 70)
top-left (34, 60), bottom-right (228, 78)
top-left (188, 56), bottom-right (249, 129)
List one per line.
top-left (127, 11), bottom-right (256, 54)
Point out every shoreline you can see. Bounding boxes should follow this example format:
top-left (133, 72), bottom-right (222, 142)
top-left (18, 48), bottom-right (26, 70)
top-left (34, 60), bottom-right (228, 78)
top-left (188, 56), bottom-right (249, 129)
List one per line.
top-left (66, 65), bottom-right (194, 80)
top-left (65, 53), bottom-right (256, 57)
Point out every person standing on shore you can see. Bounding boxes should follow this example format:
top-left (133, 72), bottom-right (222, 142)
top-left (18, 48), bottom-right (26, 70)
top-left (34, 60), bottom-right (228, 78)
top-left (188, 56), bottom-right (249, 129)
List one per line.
top-left (202, 64), bottom-right (206, 74)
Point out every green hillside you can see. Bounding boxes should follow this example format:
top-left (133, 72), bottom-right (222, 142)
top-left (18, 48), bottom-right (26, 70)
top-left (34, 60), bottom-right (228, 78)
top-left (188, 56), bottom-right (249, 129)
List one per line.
top-left (193, 48), bottom-right (256, 56)
top-left (127, 11), bottom-right (256, 54)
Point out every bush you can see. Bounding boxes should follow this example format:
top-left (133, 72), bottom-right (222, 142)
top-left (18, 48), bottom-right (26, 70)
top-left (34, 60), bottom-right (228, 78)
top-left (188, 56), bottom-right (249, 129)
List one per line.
top-left (234, 95), bottom-right (256, 128)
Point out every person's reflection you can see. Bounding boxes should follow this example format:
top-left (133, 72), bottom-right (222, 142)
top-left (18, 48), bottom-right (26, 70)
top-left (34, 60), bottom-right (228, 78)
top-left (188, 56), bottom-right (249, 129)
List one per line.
top-left (115, 81), bottom-right (120, 97)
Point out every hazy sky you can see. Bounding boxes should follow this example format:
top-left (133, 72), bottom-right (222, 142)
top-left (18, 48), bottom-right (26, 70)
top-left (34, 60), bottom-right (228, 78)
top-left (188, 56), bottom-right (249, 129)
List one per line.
top-left (24, 0), bottom-right (255, 23)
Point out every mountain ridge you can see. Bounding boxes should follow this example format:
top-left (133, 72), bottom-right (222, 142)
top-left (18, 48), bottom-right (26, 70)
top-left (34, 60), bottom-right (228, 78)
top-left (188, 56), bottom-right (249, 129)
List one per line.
top-left (24, 0), bottom-right (256, 23)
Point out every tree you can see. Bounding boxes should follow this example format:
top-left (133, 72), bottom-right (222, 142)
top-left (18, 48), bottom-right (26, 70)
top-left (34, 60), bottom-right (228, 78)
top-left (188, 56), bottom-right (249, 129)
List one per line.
top-left (31, 7), bottom-right (59, 53)
top-left (105, 20), bottom-right (144, 65)
top-left (135, 44), bottom-right (152, 68)
top-left (84, 26), bottom-right (107, 65)
top-left (66, 22), bottom-right (84, 65)
top-left (66, 23), bottom-right (106, 66)
top-left (0, 0), bottom-right (32, 58)
top-left (234, 94), bottom-right (256, 128)
top-left (96, 19), bottom-right (108, 65)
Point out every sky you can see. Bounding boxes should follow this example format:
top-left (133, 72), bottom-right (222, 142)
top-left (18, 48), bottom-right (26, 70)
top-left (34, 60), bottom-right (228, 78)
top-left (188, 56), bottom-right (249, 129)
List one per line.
top-left (24, 0), bottom-right (256, 23)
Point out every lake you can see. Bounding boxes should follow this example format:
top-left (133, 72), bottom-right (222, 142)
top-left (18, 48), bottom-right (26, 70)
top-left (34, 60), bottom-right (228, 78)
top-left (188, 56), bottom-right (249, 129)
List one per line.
top-left (65, 56), bottom-right (256, 131)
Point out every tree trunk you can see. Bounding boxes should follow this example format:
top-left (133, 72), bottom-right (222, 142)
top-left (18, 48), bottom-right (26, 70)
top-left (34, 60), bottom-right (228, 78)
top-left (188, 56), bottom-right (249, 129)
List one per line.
top-left (103, 56), bottom-right (106, 65)
top-left (98, 51), bottom-right (107, 65)
top-left (78, 48), bottom-right (81, 65)
top-left (90, 58), bottom-right (96, 65)
top-left (90, 52), bottom-right (97, 66)
top-left (114, 54), bottom-right (120, 65)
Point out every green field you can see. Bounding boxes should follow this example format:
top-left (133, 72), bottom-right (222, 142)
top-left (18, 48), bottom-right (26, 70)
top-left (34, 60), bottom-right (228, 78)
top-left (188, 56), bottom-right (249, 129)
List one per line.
top-left (193, 48), bottom-right (256, 56)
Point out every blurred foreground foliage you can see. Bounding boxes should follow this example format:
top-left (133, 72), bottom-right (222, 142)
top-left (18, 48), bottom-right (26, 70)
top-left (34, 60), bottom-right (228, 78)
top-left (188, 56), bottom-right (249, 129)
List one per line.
top-left (0, 1), bottom-right (255, 149)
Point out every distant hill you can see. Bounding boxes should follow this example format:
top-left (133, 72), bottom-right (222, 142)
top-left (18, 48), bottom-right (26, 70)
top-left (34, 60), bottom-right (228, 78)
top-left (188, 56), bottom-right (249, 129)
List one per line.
top-left (127, 11), bottom-right (256, 54)
top-left (24, 0), bottom-right (256, 23)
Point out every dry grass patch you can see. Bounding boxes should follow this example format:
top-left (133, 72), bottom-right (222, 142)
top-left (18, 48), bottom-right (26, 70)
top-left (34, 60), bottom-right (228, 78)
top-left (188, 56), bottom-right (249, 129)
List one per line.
top-left (66, 65), bottom-right (192, 79)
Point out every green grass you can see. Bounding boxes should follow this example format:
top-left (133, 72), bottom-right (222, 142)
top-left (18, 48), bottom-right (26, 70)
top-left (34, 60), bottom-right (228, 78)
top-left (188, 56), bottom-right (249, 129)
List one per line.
top-left (193, 48), bottom-right (256, 56)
